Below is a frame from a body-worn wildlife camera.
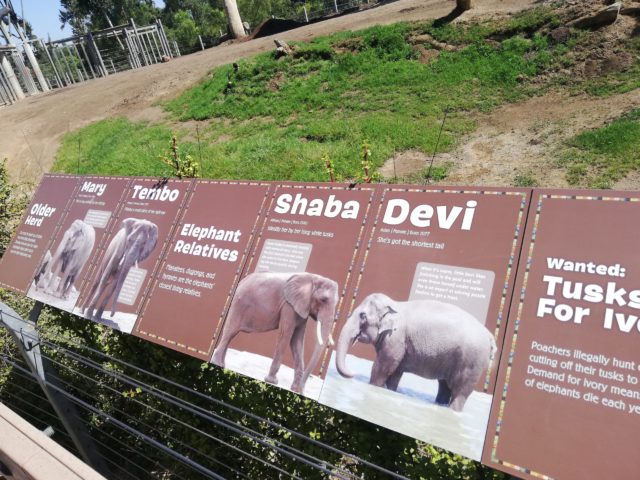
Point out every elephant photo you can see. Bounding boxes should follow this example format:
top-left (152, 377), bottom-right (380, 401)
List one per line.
top-left (82, 218), bottom-right (158, 320)
top-left (35, 219), bottom-right (96, 299)
top-left (212, 271), bottom-right (339, 394)
top-left (335, 293), bottom-right (496, 412)
top-left (33, 250), bottom-right (52, 289)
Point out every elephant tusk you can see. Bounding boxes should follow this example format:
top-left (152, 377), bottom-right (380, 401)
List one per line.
top-left (328, 335), bottom-right (335, 347)
top-left (316, 320), bottom-right (323, 346)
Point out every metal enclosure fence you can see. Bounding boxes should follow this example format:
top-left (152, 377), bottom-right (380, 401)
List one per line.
top-left (296, 0), bottom-right (382, 23)
top-left (0, 19), bottom-right (176, 107)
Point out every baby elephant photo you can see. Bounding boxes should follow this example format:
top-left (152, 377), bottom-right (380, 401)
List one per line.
top-left (335, 293), bottom-right (496, 411)
top-left (212, 271), bottom-right (338, 394)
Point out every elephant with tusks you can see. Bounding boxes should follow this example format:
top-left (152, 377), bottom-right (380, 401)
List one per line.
top-left (335, 293), bottom-right (496, 412)
top-left (35, 219), bottom-right (96, 299)
top-left (83, 218), bottom-right (158, 320)
top-left (212, 271), bottom-right (339, 394)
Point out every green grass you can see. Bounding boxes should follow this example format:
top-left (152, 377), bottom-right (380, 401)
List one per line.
top-left (557, 109), bottom-right (640, 188)
top-left (51, 7), bottom-right (637, 183)
top-left (55, 118), bottom-right (175, 176)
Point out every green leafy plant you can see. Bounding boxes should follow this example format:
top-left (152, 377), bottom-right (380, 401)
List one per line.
top-left (160, 136), bottom-right (200, 179)
top-left (322, 153), bottom-right (336, 182)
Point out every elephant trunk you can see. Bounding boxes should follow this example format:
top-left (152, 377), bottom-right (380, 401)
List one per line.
top-left (335, 314), bottom-right (359, 378)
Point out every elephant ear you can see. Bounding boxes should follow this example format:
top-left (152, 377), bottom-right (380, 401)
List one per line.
top-left (120, 218), bottom-right (138, 234)
top-left (134, 223), bottom-right (159, 262)
top-left (284, 274), bottom-right (314, 319)
top-left (379, 304), bottom-right (399, 336)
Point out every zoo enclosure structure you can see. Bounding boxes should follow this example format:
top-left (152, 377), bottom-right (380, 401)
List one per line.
top-left (0, 16), bottom-right (176, 108)
top-left (295, 0), bottom-right (381, 24)
top-left (36, 19), bottom-right (175, 90)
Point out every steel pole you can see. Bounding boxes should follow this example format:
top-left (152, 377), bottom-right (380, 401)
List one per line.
top-left (0, 55), bottom-right (24, 99)
top-left (0, 302), bottom-right (111, 477)
top-left (39, 39), bottom-right (62, 87)
top-left (11, 21), bottom-right (49, 92)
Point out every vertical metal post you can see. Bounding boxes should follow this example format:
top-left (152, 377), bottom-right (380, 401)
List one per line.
top-left (17, 34), bottom-right (49, 92)
top-left (72, 44), bottom-right (90, 80)
top-left (11, 51), bottom-right (38, 94)
top-left (58, 46), bottom-right (76, 84)
top-left (198, 35), bottom-right (204, 51)
top-left (150, 29), bottom-right (163, 60)
top-left (12, 22), bottom-right (49, 92)
top-left (39, 39), bottom-right (62, 88)
top-left (64, 46), bottom-right (83, 82)
top-left (130, 19), bottom-right (150, 66)
top-left (87, 32), bottom-right (108, 77)
top-left (0, 72), bottom-right (11, 104)
top-left (0, 61), bottom-right (17, 103)
top-left (0, 55), bottom-right (24, 99)
top-left (173, 40), bottom-right (181, 57)
top-left (78, 41), bottom-right (96, 79)
top-left (155, 19), bottom-right (172, 58)
top-left (142, 32), bottom-right (158, 63)
top-left (109, 59), bottom-right (116, 74)
top-left (334, 0), bottom-right (339, 13)
top-left (0, 302), bottom-right (111, 477)
top-left (123, 33), bottom-right (139, 69)
top-left (304, 6), bottom-right (309, 22)
top-left (50, 47), bottom-right (70, 86)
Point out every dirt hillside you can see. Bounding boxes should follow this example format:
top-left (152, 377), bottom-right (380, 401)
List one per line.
top-left (1, 0), bottom-right (538, 183)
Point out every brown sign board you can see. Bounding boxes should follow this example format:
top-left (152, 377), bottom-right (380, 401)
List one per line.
top-left (134, 181), bottom-right (271, 360)
top-left (73, 178), bottom-right (193, 333)
top-left (0, 175), bottom-right (80, 294)
top-left (6, 175), bottom-right (640, 479)
top-left (318, 186), bottom-right (531, 460)
top-left (484, 190), bottom-right (640, 479)
top-left (26, 176), bottom-right (131, 313)
top-left (211, 183), bottom-right (378, 400)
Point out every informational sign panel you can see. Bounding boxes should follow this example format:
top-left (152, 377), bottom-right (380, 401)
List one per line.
top-left (73, 178), bottom-right (193, 333)
top-left (319, 187), bottom-right (530, 461)
top-left (211, 183), bottom-right (378, 400)
top-left (134, 181), bottom-right (271, 360)
top-left (26, 177), bottom-right (131, 313)
top-left (0, 175), bottom-right (80, 294)
top-left (7, 175), bottom-right (640, 479)
top-left (484, 191), bottom-right (640, 479)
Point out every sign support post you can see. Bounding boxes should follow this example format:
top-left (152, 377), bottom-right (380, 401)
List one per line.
top-left (0, 301), bottom-right (111, 477)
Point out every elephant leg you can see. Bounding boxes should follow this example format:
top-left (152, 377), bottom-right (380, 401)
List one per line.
top-left (369, 348), bottom-right (402, 388)
top-left (448, 375), bottom-right (476, 412)
top-left (61, 272), bottom-right (77, 299)
top-left (385, 368), bottom-right (404, 392)
top-left (46, 260), bottom-right (62, 294)
top-left (84, 272), bottom-right (111, 316)
top-left (370, 359), bottom-right (398, 388)
top-left (95, 278), bottom-right (120, 319)
top-left (57, 272), bottom-right (71, 298)
top-left (211, 322), bottom-right (243, 368)
top-left (265, 310), bottom-right (297, 386)
top-left (435, 379), bottom-right (452, 405)
top-left (289, 324), bottom-right (306, 393)
top-left (450, 393), bottom-right (470, 412)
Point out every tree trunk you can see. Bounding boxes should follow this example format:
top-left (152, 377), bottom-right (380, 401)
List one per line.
top-left (223, 0), bottom-right (247, 39)
top-left (457, 0), bottom-right (472, 10)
